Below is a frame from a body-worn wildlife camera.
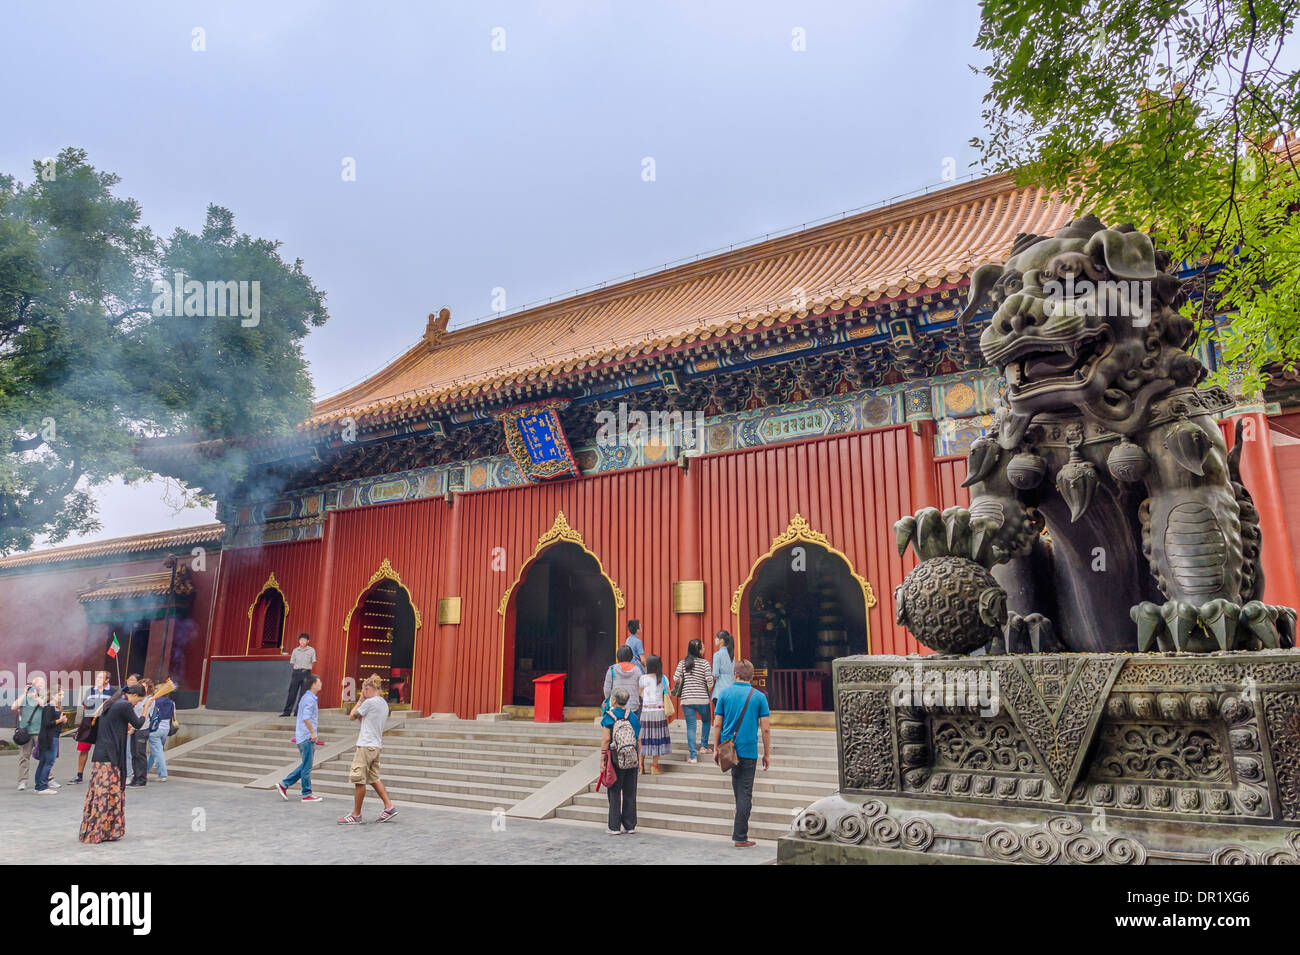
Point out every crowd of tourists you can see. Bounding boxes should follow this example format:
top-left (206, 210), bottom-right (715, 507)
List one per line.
top-left (11, 622), bottom-right (775, 848)
top-left (599, 621), bottom-right (772, 848)
top-left (9, 669), bottom-right (181, 843)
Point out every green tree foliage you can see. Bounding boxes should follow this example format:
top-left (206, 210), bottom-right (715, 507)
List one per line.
top-left (0, 148), bottom-right (326, 552)
top-left (973, 0), bottom-right (1300, 389)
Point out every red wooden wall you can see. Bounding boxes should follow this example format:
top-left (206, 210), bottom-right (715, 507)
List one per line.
top-left (209, 422), bottom-right (935, 716)
top-left (209, 539), bottom-right (322, 658)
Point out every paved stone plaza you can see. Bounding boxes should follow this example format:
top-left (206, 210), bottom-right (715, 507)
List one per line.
top-left (0, 749), bottom-right (774, 865)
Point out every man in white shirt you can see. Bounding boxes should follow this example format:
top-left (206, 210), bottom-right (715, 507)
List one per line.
top-left (281, 634), bottom-right (318, 717)
top-left (338, 675), bottom-right (396, 825)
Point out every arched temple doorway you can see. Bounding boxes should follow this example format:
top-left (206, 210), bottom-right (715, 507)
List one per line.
top-left (246, 574), bottom-right (288, 654)
top-left (344, 561), bottom-right (421, 707)
top-left (499, 511), bottom-right (624, 710)
top-left (732, 515), bottom-right (875, 711)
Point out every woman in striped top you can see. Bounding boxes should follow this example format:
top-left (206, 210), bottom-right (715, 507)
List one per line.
top-left (672, 640), bottom-right (713, 763)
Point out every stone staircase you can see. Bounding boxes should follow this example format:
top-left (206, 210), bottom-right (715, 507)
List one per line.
top-left (308, 718), bottom-right (599, 810)
top-left (166, 711), bottom-right (364, 786)
top-left (161, 709), bottom-right (839, 840)
top-left (554, 725), bottom-right (838, 842)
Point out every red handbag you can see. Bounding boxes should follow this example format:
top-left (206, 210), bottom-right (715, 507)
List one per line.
top-left (596, 750), bottom-right (618, 790)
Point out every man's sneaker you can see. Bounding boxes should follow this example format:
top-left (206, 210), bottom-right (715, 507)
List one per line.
top-left (623, 827), bottom-right (636, 835)
top-left (377, 806), bottom-right (398, 823)
top-left (157, 776), bottom-right (168, 782)
top-left (16, 781), bottom-right (25, 791)
top-left (606, 829), bottom-right (621, 835)
top-left (337, 813), bottom-right (363, 825)
top-left (733, 840), bottom-right (757, 848)
top-left (276, 783), bottom-right (288, 800)
top-left (67, 775), bottom-right (83, 785)
top-left (301, 795), bottom-right (323, 802)
top-left (37, 788), bottom-right (56, 795)
top-left (48, 780), bottom-right (60, 790)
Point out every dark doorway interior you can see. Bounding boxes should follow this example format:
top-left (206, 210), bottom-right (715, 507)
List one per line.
top-left (123, 622), bottom-right (150, 680)
top-left (745, 544), bottom-right (867, 711)
top-left (512, 542), bottom-right (616, 707)
top-left (354, 580), bottom-right (416, 706)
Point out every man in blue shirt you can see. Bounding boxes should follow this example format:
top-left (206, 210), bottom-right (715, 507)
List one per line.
top-left (711, 659), bottom-right (772, 848)
top-left (624, 619), bottom-right (645, 672)
top-left (277, 674), bottom-right (322, 802)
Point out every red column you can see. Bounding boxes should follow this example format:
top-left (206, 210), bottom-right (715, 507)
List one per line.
top-left (430, 495), bottom-right (462, 716)
top-left (1230, 412), bottom-right (1300, 610)
top-left (909, 419), bottom-right (940, 511)
top-left (314, 511), bottom-right (340, 705)
top-left (677, 462), bottom-right (702, 663)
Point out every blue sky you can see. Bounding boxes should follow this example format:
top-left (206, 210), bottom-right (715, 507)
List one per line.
top-left (2, 0), bottom-right (990, 545)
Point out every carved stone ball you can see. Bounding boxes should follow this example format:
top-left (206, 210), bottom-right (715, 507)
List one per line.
top-left (894, 556), bottom-right (1006, 655)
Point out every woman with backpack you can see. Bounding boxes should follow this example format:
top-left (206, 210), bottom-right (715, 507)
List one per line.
top-left (671, 639), bottom-right (713, 763)
top-left (711, 630), bottom-right (736, 715)
top-left (637, 654), bottom-right (673, 773)
top-left (600, 687), bottom-right (641, 835)
top-left (145, 690), bottom-right (177, 781)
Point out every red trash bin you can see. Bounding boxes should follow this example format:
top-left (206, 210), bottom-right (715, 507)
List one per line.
top-left (532, 673), bottom-right (566, 722)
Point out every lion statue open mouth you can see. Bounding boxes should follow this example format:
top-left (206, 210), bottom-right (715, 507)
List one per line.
top-left (892, 215), bottom-right (1295, 655)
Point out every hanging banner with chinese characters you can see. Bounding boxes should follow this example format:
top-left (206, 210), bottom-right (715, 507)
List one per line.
top-left (495, 399), bottom-right (579, 482)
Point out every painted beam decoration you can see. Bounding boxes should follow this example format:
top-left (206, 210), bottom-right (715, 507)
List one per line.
top-left (495, 399), bottom-right (580, 482)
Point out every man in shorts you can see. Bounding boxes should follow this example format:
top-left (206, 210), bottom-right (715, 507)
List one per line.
top-left (338, 674), bottom-right (396, 824)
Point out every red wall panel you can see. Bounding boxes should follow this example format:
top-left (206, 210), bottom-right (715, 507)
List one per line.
top-left (1270, 443), bottom-right (1300, 601)
top-left (208, 539), bottom-right (323, 659)
top-left (936, 455), bottom-right (971, 510)
top-left (695, 425), bottom-right (922, 660)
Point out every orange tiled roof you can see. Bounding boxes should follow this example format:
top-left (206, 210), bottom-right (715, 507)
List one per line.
top-left (309, 172), bottom-right (1074, 427)
top-left (0, 523), bottom-right (225, 571)
top-left (77, 568), bottom-right (195, 602)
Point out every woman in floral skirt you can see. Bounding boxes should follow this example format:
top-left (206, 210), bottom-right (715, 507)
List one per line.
top-left (637, 655), bottom-right (673, 773)
top-left (79, 683), bottom-right (151, 844)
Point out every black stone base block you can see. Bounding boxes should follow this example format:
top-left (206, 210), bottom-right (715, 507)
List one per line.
top-left (777, 650), bottom-right (1300, 864)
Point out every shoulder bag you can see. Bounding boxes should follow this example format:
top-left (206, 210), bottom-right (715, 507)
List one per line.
top-left (661, 675), bottom-right (675, 720)
top-left (12, 703), bottom-right (39, 746)
top-left (716, 688), bottom-right (755, 773)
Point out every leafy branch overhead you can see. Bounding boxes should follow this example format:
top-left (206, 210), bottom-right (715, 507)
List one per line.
top-left (0, 148), bottom-right (327, 553)
top-left (973, 0), bottom-right (1300, 390)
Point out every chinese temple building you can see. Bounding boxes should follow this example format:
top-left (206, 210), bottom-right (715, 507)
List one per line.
top-left (5, 171), bottom-right (1300, 716)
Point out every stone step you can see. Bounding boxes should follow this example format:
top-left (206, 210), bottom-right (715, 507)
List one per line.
top-left (379, 736), bottom-right (596, 758)
top-left (165, 764), bottom-right (260, 785)
top-left (651, 754), bottom-right (837, 773)
top-left (373, 743), bottom-right (587, 767)
top-left (313, 760), bottom-right (556, 789)
top-left (191, 744), bottom-right (294, 764)
top-left (165, 755), bottom-right (281, 775)
top-left (393, 727), bottom-right (601, 746)
top-left (373, 753), bottom-right (584, 777)
top-left (310, 768), bottom-right (538, 802)
top-left (553, 803), bottom-right (789, 842)
top-left (305, 780), bottom-right (513, 813)
top-left (569, 790), bottom-right (800, 826)
top-left (621, 774), bottom-right (832, 800)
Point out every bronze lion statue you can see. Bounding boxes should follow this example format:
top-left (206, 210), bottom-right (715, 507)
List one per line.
top-left (894, 214), bottom-right (1296, 654)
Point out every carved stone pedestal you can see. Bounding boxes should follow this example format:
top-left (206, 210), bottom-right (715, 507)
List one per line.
top-left (778, 651), bottom-right (1300, 865)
